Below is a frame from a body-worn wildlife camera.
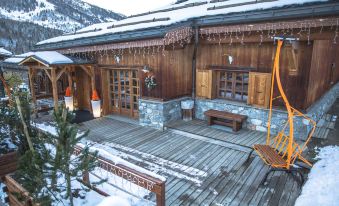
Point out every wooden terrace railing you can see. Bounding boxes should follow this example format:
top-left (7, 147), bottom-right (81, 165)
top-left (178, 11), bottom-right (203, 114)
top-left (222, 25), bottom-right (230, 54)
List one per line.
top-left (1, 146), bottom-right (166, 206)
top-left (74, 145), bottom-right (166, 206)
top-left (1, 175), bottom-right (34, 206)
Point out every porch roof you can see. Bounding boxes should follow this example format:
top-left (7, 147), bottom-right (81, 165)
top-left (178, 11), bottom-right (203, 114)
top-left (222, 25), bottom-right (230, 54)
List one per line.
top-left (4, 51), bottom-right (95, 67)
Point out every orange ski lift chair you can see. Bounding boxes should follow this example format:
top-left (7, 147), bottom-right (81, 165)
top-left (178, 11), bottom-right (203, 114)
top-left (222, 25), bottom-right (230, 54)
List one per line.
top-left (246, 38), bottom-right (316, 186)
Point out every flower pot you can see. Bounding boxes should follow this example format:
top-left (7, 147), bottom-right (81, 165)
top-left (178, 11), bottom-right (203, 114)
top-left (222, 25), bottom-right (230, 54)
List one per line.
top-left (91, 100), bottom-right (101, 118)
top-left (64, 96), bottom-right (74, 111)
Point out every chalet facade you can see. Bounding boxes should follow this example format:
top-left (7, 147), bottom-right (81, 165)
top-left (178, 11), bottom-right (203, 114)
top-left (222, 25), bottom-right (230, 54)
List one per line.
top-left (16, 0), bottom-right (339, 140)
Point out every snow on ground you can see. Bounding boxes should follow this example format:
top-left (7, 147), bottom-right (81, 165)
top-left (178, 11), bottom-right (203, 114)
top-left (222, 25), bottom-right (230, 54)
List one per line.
top-left (295, 146), bottom-right (339, 206)
top-left (97, 196), bottom-right (131, 206)
top-left (90, 168), bottom-right (153, 206)
top-left (0, 183), bottom-right (5, 204)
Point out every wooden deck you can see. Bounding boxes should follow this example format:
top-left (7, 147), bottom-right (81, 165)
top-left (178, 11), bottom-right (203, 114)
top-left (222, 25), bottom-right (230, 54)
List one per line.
top-left (79, 118), bottom-right (303, 206)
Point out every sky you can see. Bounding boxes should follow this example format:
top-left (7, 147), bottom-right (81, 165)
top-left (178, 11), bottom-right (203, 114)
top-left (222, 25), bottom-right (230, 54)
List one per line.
top-left (83, 0), bottom-right (175, 16)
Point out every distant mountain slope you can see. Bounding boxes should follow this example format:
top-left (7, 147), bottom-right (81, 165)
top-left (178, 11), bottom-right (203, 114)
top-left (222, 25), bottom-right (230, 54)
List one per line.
top-left (0, 18), bottom-right (63, 54)
top-left (0, 0), bottom-right (124, 53)
top-left (0, 0), bottom-right (124, 32)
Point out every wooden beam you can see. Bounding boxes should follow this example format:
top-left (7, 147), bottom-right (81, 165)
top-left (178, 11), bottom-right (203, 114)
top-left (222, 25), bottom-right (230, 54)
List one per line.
top-left (56, 67), bottom-right (66, 81)
top-left (43, 68), bottom-right (52, 81)
top-left (51, 68), bottom-right (59, 111)
top-left (79, 65), bottom-right (93, 77)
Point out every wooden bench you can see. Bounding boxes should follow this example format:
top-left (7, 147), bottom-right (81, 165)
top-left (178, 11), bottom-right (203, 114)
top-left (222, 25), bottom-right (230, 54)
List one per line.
top-left (204, 109), bottom-right (248, 132)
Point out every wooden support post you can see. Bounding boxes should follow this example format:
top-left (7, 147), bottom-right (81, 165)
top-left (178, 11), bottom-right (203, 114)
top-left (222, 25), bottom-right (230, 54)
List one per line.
top-left (51, 68), bottom-right (59, 111)
top-left (90, 66), bottom-right (96, 92)
top-left (67, 67), bottom-right (73, 96)
top-left (28, 68), bottom-right (37, 107)
top-left (82, 170), bottom-right (90, 184)
top-left (156, 183), bottom-right (166, 206)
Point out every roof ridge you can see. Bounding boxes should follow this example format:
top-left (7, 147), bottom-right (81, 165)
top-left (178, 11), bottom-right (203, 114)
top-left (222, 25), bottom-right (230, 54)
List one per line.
top-left (127, 1), bottom-right (208, 19)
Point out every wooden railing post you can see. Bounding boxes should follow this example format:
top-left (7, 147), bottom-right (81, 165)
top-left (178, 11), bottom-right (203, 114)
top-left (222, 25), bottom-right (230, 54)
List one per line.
top-left (156, 183), bottom-right (166, 206)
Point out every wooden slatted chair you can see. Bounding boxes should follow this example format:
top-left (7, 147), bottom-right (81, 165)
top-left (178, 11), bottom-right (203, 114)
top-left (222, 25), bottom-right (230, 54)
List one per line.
top-left (246, 39), bottom-right (316, 186)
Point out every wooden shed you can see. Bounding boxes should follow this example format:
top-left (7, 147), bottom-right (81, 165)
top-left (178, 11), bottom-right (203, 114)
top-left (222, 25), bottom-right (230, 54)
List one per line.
top-left (31, 0), bottom-right (339, 134)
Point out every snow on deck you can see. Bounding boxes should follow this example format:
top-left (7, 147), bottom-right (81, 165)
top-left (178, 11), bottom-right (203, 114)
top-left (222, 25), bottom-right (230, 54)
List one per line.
top-left (77, 117), bottom-right (303, 205)
top-left (295, 146), bottom-right (339, 206)
top-left (37, 0), bottom-right (327, 45)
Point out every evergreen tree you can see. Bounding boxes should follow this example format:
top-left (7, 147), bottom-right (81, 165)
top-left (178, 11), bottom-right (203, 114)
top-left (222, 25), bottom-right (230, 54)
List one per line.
top-left (46, 105), bottom-right (100, 206)
top-left (16, 104), bottom-right (101, 205)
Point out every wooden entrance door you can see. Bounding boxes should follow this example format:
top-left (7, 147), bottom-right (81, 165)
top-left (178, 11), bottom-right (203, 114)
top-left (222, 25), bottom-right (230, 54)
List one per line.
top-left (109, 69), bottom-right (140, 118)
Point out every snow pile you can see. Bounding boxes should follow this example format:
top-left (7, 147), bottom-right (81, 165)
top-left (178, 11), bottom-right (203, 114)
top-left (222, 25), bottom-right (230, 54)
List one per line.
top-left (0, 183), bottom-right (5, 204)
top-left (97, 196), bottom-right (131, 206)
top-left (295, 146), bottom-right (339, 206)
top-left (90, 168), bottom-right (152, 206)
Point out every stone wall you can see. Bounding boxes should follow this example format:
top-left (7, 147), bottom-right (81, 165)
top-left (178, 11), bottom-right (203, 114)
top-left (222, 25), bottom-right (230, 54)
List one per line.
top-left (306, 83), bottom-right (339, 121)
top-left (195, 83), bottom-right (339, 140)
top-left (138, 83), bottom-right (339, 139)
top-left (139, 97), bottom-right (190, 130)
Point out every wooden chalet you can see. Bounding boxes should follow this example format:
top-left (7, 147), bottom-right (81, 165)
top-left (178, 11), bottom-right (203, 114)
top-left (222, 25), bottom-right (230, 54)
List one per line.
top-left (0, 47), bottom-right (12, 61)
top-left (21, 0), bottom-right (339, 138)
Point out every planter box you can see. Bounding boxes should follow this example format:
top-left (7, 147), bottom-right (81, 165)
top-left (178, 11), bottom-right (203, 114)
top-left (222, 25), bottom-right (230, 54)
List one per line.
top-left (0, 151), bottom-right (18, 178)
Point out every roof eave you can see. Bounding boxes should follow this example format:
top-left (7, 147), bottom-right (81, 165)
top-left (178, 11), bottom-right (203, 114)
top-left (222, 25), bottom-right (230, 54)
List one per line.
top-left (34, 1), bottom-right (339, 51)
top-left (197, 1), bottom-right (339, 27)
top-left (34, 26), bottom-right (172, 51)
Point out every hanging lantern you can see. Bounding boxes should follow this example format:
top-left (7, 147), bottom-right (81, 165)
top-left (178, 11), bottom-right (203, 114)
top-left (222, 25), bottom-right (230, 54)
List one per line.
top-left (91, 90), bottom-right (101, 118)
top-left (64, 87), bottom-right (74, 112)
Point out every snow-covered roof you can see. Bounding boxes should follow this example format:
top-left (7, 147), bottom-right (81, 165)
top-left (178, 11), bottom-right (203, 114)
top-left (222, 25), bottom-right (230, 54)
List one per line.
top-left (4, 51), bottom-right (94, 66)
top-left (19, 51), bottom-right (73, 66)
top-left (37, 0), bottom-right (328, 46)
top-left (0, 47), bottom-right (12, 57)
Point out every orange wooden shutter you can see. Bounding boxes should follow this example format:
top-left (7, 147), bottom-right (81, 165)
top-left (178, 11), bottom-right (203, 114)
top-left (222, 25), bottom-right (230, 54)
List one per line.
top-left (248, 72), bottom-right (272, 108)
top-left (196, 70), bottom-right (216, 99)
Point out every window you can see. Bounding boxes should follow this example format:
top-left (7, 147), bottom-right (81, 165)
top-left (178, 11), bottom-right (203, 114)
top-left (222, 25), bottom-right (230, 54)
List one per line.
top-left (217, 71), bottom-right (249, 102)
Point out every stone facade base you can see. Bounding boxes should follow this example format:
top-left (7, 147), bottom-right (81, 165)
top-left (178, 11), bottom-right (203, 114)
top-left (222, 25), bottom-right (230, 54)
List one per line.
top-left (195, 83), bottom-right (339, 140)
top-left (138, 83), bottom-right (339, 140)
top-left (139, 97), bottom-right (191, 130)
